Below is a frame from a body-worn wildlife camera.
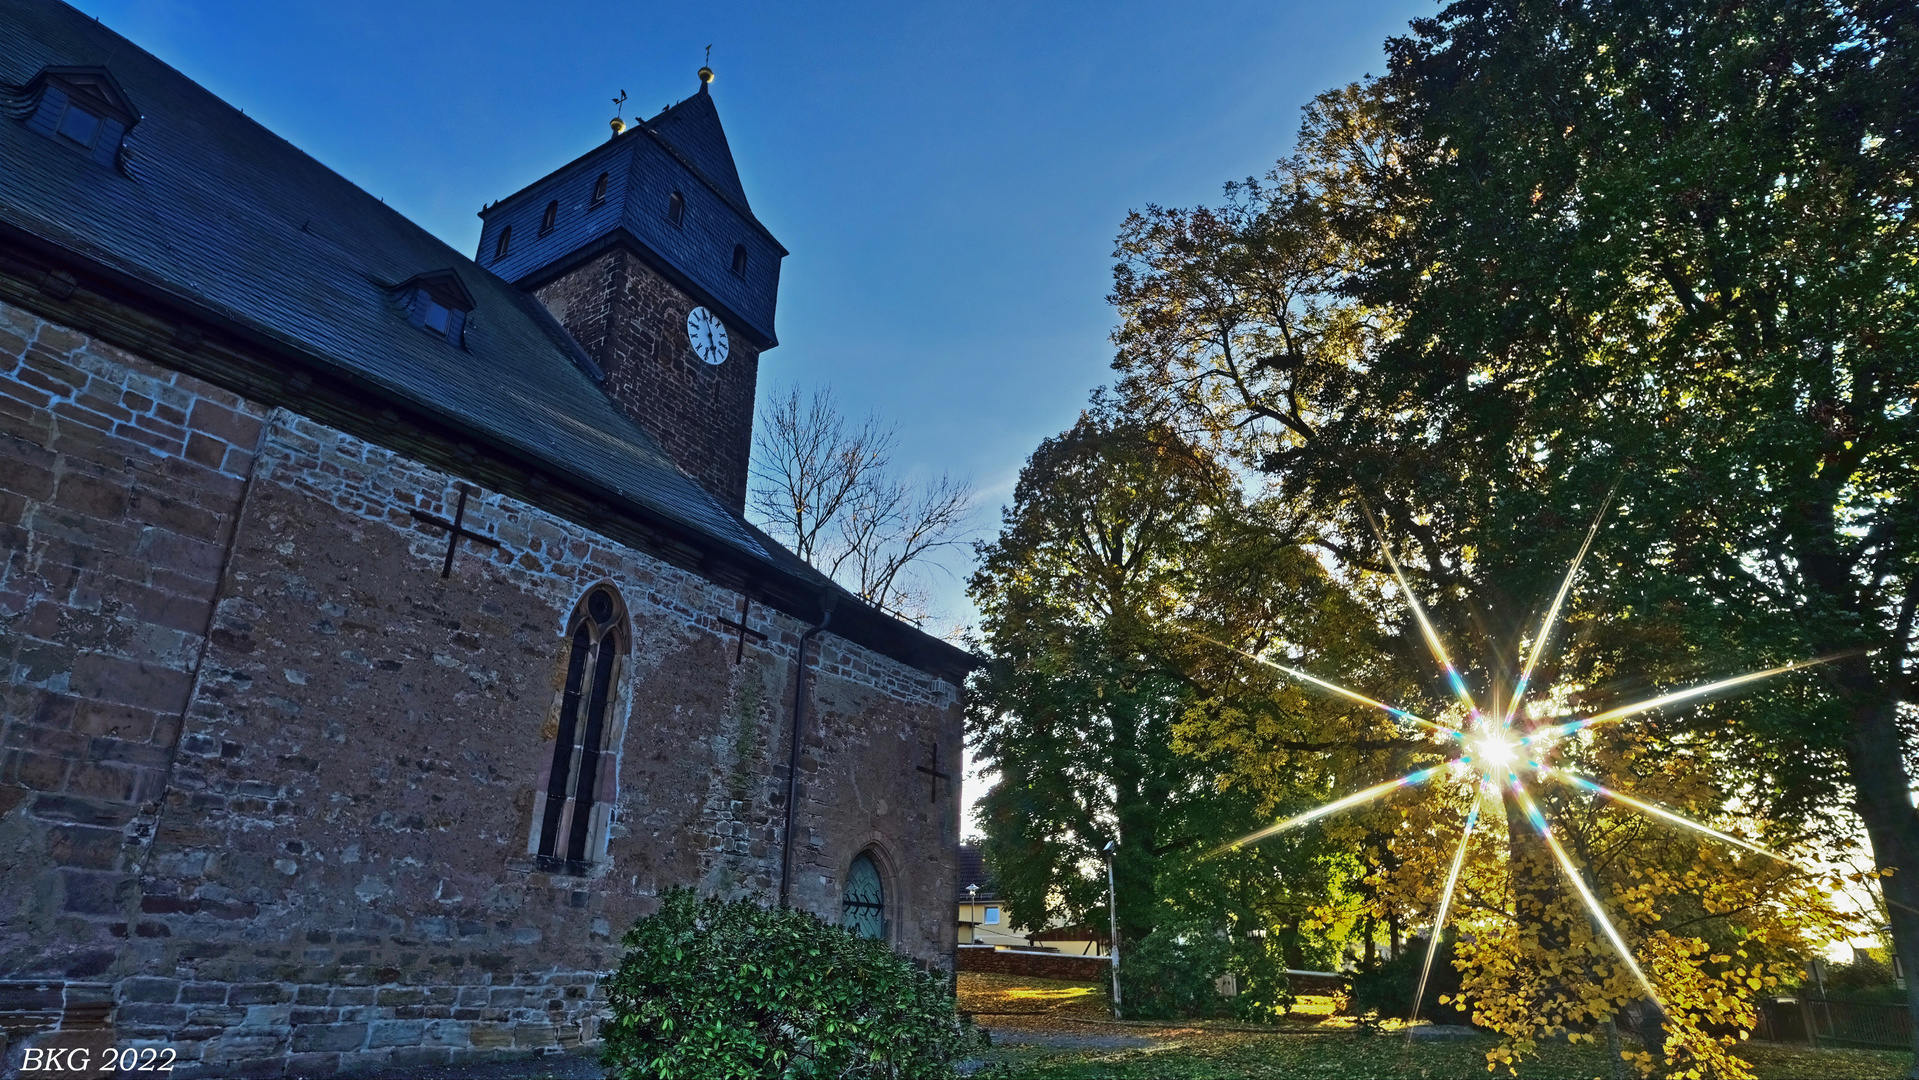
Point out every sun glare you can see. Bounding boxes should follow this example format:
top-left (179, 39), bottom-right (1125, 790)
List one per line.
top-left (1203, 498), bottom-right (1836, 1024)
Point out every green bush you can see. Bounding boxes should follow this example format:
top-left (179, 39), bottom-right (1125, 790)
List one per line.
top-left (1823, 954), bottom-right (1904, 1002)
top-left (1227, 931), bottom-right (1295, 1023)
top-left (1347, 935), bottom-right (1474, 1029)
top-left (600, 887), bottom-right (986, 1079)
top-left (1116, 920), bottom-right (1233, 1020)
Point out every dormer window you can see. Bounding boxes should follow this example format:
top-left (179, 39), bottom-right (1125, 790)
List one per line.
top-left (494, 225), bottom-right (512, 261)
top-left (56, 101), bottom-right (101, 148)
top-left (591, 173), bottom-right (609, 207)
top-left (667, 191), bottom-right (685, 227)
top-left (540, 200), bottom-right (559, 236)
top-left (20, 66), bottom-right (139, 168)
top-left (393, 270), bottom-right (476, 346)
top-left (731, 244), bottom-right (748, 277)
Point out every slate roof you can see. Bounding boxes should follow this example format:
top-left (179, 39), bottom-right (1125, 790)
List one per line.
top-left (644, 90), bottom-right (750, 209)
top-left (475, 84), bottom-right (783, 348)
top-left (957, 844), bottom-right (999, 902)
top-left (0, 0), bottom-right (972, 680)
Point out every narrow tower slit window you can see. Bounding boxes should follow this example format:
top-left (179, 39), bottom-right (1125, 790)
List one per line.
top-left (533, 586), bottom-right (628, 874)
top-left (540, 199), bottom-right (559, 235)
top-left (667, 191), bottom-right (685, 227)
top-left (731, 244), bottom-right (748, 277)
top-left (590, 172), bottom-right (609, 207)
top-left (494, 225), bottom-right (512, 261)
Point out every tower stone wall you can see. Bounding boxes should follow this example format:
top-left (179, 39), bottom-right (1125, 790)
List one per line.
top-left (533, 250), bottom-right (761, 514)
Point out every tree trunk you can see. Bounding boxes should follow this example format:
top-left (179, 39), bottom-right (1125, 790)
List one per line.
top-left (1839, 667), bottom-right (1919, 1078)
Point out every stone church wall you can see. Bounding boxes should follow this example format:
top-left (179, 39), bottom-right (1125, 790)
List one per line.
top-left (0, 299), bottom-right (962, 1076)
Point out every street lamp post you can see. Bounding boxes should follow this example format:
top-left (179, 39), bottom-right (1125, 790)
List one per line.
top-left (1104, 839), bottom-right (1121, 1019)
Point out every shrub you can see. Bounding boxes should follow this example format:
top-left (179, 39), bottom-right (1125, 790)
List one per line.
top-left (1227, 931), bottom-right (1296, 1022)
top-left (600, 888), bottom-right (986, 1079)
top-left (1823, 954), bottom-right (1903, 1002)
top-left (1347, 935), bottom-right (1474, 1029)
top-left (1117, 920), bottom-right (1233, 1020)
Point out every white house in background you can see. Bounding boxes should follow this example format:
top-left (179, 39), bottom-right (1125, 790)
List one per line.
top-left (954, 844), bottom-right (1110, 957)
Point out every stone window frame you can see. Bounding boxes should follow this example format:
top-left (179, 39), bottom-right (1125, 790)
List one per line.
top-left (840, 844), bottom-right (899, 945)
top-left (526, 583), bottom-right (632, 876)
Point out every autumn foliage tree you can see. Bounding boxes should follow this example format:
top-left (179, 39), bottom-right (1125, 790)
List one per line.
top-left (1104, 0), bottom-right (1913, 1072)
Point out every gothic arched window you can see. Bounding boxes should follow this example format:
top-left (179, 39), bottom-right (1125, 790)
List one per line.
top-left (533, 585), bottom-right (628, 874)
top-left (842, 852), bottom-right (886, 940)
top-left (540, 199), bottom-right (559, 235)
top-left (667, 191), bottom-right (685, 227)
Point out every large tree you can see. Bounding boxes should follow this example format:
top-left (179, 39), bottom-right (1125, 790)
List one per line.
top-left (1112, 0), bottom-right (1916, 1068)
top-left (967, 413), bottom-right (1389, 958)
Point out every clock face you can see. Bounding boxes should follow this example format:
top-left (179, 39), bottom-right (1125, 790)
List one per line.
top-left (685, 306), bottom-right (729, 365)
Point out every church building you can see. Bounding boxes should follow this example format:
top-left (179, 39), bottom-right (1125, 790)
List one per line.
top-left (0, 1), bottom-right (972, 1074)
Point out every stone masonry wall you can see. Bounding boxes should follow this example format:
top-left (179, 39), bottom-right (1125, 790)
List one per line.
top-left (0, 299), bottom-right (962, 1077)
top-left (533, 248), bottom-right (761, 514)
top-left (0, 297), bottom-right (265, 977)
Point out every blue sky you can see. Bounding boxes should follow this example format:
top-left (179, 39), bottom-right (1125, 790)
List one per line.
top-left (79, 0), bottom-right (1435, 822)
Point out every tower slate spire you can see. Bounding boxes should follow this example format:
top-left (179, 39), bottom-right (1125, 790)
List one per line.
top-left (476, 73), bottom-right (784, 513)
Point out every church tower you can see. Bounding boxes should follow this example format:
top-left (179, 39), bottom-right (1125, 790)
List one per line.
top-left (477, 68), bottom-right (784, 512)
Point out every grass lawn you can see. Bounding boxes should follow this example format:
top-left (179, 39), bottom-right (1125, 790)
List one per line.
top-left (982, 1033), bottom-right (1909, 1079)
top-left (959, 972), bottom-right (1910, 1079)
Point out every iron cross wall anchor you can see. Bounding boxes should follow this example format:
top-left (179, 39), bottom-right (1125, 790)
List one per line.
top-left (715, 593), bottom-right (768, 663)
top-left (409, 483), bottom-right (503, 577)
top-left (915, 742), bottom-right (953, 805)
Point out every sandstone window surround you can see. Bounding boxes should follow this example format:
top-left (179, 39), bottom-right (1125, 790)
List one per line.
top-left (529, 584), bottom-right (631, 875)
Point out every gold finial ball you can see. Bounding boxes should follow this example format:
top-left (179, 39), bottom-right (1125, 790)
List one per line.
top-left (610, 117), bottom-right (626, 135)
top-left (698, 66), bottom-right (714, 85)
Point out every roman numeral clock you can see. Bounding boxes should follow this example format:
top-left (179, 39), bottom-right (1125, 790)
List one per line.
top-left (686, 307), bottom-right (729, 365)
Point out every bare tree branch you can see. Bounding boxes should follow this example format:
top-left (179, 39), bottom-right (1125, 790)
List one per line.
top-left (750, 385), bottom-right (975, 625)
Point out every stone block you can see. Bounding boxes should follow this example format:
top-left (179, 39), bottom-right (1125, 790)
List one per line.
top-left (467, 1023), bottom-right (513, 1049)
top-left (366, 1019), bottom-right (427, 1048)
top-left (119, 977), bottom-right (182, 1003)
top-left (228, 983), bottom-right (291, 1005)
top-left (177, 982), bottom-right (225, 1012)
top-left (290, 1022), bottom-right (367, 1053)
top-left (114, 1002), bottom-right (190, 1026)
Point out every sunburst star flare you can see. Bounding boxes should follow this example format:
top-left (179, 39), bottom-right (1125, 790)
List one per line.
top-left (1202, 503), bottom-right (1831, 1030)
